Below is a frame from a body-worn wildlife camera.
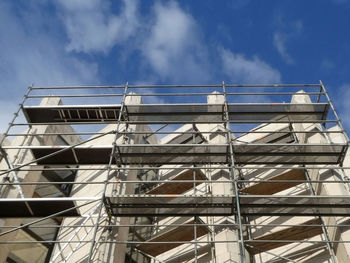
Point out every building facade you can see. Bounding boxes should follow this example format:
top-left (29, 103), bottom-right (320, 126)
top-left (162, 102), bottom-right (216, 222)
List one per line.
top-left (0, 83), bottom-right (349, 263)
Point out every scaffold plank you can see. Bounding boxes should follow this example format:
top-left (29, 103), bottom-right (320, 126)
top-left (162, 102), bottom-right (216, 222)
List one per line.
top-left (22, 103), bottom-right (329, 123)
top-left (23, 105), bottom-right (122, 123)
top-left (240, 169), bottom-right (306, 195)
top-left (137, 219), bottom-right (209, 256)
top-left (146, 169), bottom-right (207, 195)
top-left (28, 145), bottom-right (228, 165)
top-left (26, 143), bottom-right (346, 165)
top-left (240, 195), bottom-right (350, 216)
top-left (233, 143), bottom-right (345, 164)
top-left (245, 218), bottom-right (323, 254)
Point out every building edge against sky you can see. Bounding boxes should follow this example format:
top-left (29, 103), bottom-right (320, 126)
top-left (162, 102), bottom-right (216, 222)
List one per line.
top-left (0, 83), bottom-right (349, 263)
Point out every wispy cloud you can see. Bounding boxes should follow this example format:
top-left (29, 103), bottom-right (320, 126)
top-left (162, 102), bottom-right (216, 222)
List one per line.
top-left (54, 0), bottom-right (281, 84)
top-left (140, 1), bottom-right (210, 82)
top-left (138, 1), bottom-right (281, 84)
top-left (219, 47), bottom-right (281, 84)
top-left (0, 1), bottom-right (99, 133)
top-left (55, 0), bottom-right (213, 83)
top-left (273, 32), bottom-right (294, 64)
top-left (56, 0), bottom-right (139, 53)
top-left (273, 20), bottom-right (303, 65)
top-left (0, 0), bottom-right (284, 135)
top-left (0, 2), bottom-right (98, 88)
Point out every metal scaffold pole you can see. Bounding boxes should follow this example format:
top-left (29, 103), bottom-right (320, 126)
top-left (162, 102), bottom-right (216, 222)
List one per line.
top-left (87, 83), bottom-right (129, 263)
top-left (222, 81), bottom-right (246, 263)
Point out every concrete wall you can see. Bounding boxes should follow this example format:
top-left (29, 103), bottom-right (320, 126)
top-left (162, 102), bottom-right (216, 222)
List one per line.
top-left (0, 97), bottom-right (82, 263)
top-left (3, 91), bottom-right (350, 263)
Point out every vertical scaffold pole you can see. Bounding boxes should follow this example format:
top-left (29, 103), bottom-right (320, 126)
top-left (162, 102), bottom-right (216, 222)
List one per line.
top-left (222, 81), bottom-right (246, 263)
top-left (320, 81), bottom-right (349, 161)
top-left (87, 83), bottom-right (129, 262)
top-left (289, 87), bottom-right (338, 263)
top-left (304, 168), bottom-right (338, 263)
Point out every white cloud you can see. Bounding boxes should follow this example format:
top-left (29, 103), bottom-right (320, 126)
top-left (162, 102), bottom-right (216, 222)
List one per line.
top-left (219, 48), bottom-right (281, 84)
top-left (273, 32), bottom-right (294, 65)
top-left (273, 20), bottom-right (303, 65)
top-left (138, 1), bottom-right (281, 84)
top-left (0, 1), bottom-right (99, 133)
top-left (56, 0), bottom-right (139, 53)
top-left (140, 1), bottom-right (210, 82)
top-left (55, 0), bottom-right (280, 85)
top-left (0, 2), bottom-right (99, 85)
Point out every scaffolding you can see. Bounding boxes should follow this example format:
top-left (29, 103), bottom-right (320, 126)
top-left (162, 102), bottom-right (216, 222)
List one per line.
top-left (0, 82), bottom-right (349, 263)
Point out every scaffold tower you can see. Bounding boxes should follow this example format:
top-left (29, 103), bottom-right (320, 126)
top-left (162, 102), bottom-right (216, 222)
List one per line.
top-left (0, 82), bottom-right (350, 263)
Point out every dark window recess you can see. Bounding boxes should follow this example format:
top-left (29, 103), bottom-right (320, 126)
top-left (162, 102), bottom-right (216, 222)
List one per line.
top-left (39, 166), bottom-right (78, 197)
top-left (6, 257), bottom-right (17, 263)
top-left (135, 168), bottom-right (159, 194)
top-left (34, 135), bottom-right (78, 197)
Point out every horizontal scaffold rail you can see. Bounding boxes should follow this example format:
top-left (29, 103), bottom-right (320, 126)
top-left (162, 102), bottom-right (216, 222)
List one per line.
top-left (29, 83), bottom-right (322, 90)
top-left (101, 194), bottom-right (350, 217)
top-left (240, 195), bottom-right (350, 216)
top-left (104, 195), bottom-right (234, 216)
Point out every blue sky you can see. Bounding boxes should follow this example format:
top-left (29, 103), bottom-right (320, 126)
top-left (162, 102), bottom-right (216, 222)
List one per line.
top-left (0, 0), bottom-right (350, 133)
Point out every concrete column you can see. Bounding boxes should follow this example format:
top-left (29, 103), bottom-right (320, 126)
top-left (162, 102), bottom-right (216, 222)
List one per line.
top-left (207, 91), bottom-right (241, 263)
top-left (215, 230), bottom-right (240, 263)
top-left (112, 93), bottom-right (144, 263)
top-left (291, 91), bottom-right (350, 262)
